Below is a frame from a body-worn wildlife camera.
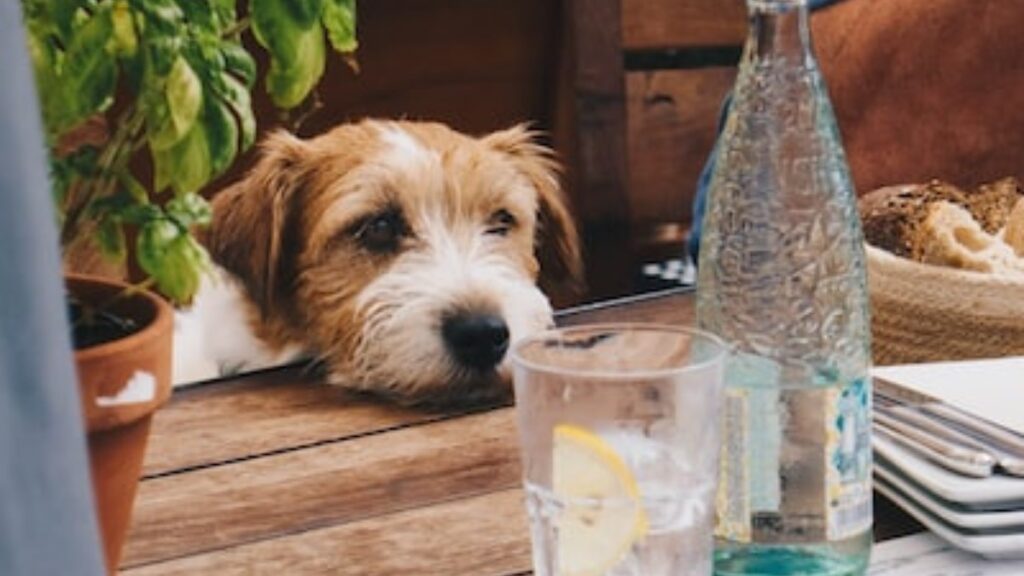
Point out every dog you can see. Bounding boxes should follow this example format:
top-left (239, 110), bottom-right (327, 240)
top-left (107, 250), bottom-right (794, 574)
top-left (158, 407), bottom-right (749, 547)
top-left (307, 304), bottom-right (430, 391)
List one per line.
top-left (174, 119), bottom-right (582, 405)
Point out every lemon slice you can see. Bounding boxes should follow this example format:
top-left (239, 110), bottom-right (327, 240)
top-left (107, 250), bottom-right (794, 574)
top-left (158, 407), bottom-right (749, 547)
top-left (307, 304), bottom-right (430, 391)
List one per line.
top-left (553, 424), bottom-right (648, 576)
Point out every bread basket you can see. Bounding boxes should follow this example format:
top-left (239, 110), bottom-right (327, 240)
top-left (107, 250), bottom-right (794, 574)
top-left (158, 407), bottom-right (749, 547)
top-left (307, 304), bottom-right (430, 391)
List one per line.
top-left (866, 243), bottom-right (1024, 365)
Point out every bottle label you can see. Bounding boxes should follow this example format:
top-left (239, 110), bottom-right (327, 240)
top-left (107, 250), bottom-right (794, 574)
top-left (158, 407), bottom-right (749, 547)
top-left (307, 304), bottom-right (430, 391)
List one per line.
top-left (716, 387), bottom-right (752, 543)
top-left (714, 367), bottom-right (872, 544)
top-left (824, 376), bottom-right (873, 540)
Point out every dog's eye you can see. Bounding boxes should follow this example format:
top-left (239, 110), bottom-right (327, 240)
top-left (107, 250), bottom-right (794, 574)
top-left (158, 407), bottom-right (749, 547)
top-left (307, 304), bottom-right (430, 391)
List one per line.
top-left (486, 209), bottom-right (517, 236)
top-left (357, 211), bottom-right (406, 252)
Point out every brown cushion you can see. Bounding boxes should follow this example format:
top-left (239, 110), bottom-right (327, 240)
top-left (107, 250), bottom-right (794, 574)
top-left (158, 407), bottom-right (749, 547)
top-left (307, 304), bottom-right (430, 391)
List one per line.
top-left (812, 0), bottom-right (1024, 193)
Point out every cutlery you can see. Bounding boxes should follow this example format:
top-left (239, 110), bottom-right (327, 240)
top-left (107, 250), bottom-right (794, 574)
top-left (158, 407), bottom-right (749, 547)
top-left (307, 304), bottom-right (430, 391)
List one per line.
top-left (875, 377), bottom-right (1024, 477)
top-left (873, 411), bottom-right (995, 478)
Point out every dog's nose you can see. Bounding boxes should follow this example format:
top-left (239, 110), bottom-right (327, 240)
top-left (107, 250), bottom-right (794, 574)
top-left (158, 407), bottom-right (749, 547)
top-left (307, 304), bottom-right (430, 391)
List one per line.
top-left (442, 312), bottom-right (510, 370)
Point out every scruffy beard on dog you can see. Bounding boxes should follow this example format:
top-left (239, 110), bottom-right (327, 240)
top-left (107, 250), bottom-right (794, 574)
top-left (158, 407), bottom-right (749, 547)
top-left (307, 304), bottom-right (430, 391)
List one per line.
top-left (175, 120), bottom-right (582, 406)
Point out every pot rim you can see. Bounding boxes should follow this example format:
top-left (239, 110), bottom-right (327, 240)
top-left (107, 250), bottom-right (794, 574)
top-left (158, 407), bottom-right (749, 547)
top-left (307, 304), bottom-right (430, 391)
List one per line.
top-left (65, 272), bottom-right (174, 362)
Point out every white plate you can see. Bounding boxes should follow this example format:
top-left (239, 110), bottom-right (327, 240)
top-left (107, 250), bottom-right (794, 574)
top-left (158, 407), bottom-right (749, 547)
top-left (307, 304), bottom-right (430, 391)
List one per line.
top-left (875, 463), bottom-right (1024, 530)
top-left (876, 478), bottom-right (1024, 560)
top-left (873, 432), bottom-right (1024, 510)
top-left (873, 358), bottom-right (1024, 436)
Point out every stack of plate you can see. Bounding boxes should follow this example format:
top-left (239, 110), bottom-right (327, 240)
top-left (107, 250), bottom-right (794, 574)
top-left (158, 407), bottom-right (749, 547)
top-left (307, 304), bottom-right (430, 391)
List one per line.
top-left (874, 432), bottom-right (1024, 559)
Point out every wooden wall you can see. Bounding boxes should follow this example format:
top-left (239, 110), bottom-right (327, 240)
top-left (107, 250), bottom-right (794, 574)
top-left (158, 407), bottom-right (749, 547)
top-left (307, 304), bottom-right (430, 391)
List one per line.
top-left (621, 0), bottom-right (745, 265)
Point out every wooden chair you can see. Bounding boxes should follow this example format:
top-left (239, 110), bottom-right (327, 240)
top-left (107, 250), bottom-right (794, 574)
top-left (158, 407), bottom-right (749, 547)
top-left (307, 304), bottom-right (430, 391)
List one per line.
top-left (558, 0), bottom-right (746, 299)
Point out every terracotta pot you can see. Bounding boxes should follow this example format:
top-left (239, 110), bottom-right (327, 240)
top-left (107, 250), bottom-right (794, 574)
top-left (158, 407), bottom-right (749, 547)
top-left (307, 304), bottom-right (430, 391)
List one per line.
top-left (67, 274), bottom-right (173, 574)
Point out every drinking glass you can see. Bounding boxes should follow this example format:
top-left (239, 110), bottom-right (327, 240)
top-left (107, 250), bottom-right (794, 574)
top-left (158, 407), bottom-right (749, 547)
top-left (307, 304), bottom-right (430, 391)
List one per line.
top-left (511, 323), bottom-right (727, 576)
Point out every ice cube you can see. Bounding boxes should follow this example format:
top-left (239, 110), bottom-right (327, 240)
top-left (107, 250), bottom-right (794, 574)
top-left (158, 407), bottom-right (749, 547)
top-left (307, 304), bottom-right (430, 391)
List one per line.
top-left (598, 427), bottom-right (715, 534)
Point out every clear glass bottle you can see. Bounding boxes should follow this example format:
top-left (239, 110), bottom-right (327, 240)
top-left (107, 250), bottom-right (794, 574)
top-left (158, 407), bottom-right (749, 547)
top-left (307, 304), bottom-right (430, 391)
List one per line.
top-left (696, 0), bottom-right (873, 575)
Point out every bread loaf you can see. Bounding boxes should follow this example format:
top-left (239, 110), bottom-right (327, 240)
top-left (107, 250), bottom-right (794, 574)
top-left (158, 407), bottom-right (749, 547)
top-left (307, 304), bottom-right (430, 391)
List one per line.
top-left (1003, 198), bottom-right (1024, 257)
top-left (858, 178), bottom-right (1024, 274)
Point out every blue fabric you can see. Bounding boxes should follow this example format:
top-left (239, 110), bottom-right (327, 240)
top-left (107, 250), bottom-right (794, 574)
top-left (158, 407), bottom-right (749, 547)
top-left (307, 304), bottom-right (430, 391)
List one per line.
top-left (0, 3), bottom-right (106, 575)
top-left (687, 0), bottom-right (843, 263)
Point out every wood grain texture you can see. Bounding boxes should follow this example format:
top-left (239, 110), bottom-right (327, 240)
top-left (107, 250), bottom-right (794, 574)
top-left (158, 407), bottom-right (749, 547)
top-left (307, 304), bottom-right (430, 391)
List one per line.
top-left (562, 0), bottom-right (634, 298)
top-left (626, 68), bottom-right (737, 248)
top-left (122, 489), bottom-right (532, 576)
top-left (124, 409), bottom-right (522, 568)
top-left (622, 0), bottom-right (747, 51)
top-left (142, 368), bottom-right (442, 477)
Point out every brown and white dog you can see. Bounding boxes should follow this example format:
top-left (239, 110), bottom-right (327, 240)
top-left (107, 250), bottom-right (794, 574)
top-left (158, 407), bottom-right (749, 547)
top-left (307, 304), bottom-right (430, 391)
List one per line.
top-left (174, 120), bottom-right (581, 405)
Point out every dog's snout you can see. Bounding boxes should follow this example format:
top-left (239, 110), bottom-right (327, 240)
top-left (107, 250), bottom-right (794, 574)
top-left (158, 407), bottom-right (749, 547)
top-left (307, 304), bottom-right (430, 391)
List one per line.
top-left (442, 312), bottom-right (510, 370)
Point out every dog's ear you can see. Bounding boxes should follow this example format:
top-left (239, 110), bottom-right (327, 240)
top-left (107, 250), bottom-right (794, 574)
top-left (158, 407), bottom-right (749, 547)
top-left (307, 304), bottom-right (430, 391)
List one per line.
top-left (484, 125), bottom-right (584, 297)
top-left (206, 131), bottom-right (309, 315)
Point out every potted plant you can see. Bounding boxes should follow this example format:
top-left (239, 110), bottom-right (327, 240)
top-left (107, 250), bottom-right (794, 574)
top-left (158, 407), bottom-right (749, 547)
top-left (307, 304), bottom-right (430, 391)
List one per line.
top-left (20, 0), bottom-right (357, 571)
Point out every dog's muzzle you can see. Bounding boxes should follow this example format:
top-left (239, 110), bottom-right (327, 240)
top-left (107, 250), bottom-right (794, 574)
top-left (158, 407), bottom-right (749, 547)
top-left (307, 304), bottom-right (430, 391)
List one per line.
top-left (441, 311), bottom-right (510, 371)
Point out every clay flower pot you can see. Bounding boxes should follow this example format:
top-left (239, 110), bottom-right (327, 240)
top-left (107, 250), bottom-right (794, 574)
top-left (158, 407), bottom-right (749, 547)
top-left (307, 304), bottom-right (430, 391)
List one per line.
top-left (67, 274), bottom-right (173, 574)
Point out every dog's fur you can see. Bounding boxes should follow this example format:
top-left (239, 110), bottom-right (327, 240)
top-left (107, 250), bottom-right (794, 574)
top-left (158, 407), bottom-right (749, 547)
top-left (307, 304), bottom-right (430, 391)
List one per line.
top-left (176, 120), bottom-right (581, 405)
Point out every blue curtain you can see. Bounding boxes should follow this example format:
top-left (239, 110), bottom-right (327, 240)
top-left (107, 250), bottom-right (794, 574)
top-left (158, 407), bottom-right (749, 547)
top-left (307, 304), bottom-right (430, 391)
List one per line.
top-left (0, 2), bottom-right (105, 574)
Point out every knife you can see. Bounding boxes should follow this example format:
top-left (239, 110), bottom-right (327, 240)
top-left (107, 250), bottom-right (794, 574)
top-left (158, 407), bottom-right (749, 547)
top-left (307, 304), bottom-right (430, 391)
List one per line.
top-left (873, 411), bottom-right (995, 478)
top-left (874, 377), bottom-right (1024, 476)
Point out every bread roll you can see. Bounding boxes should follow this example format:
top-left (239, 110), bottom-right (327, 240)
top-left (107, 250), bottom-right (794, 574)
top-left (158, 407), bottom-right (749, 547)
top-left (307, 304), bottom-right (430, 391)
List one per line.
top-left (859, 178), bottom-right (1024, 275)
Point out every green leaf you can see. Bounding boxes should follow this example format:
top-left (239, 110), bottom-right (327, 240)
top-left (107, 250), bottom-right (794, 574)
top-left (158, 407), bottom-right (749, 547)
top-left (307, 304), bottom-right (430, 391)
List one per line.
top-left (46, 7), bottom-right (117, 133)
top-left (221, 42), bottom-right (256, 88)
top-left (323, 0), bottom-right (357, 54)
top-left (119, 172), bottom-right (149, 204)
top-left (111, 0), bottom-right (137, 57)
top-left (178, 0), bottom-right (216, 31)
top-left (166, 192), bottom-right (213, 228)
top-left (217, 73), bottom-right (256, 150)
top-left (26, 0), bottom-right (80, 43)
top-left (120, 203), bottom-right (162, 225)
top-left (265, 27), bottom-right (326, 108)
top-left (252, 0), bottom-right (328, 108)
top-left (251, 0), bottom-right (304, 62)
top-left (94, 216), bottom-right (128, 264)
top-left (148, 56), bottom-right (203, 151)
top-left (202, 98), bottom-right (238, 179)
top-left (152, 119), bottom-right (211, 195)
top-left (134, 0), bottom-right (184, 35)
top-left (143, 34), bottom-right (184, 77)
top-left (287, 0), bottom-right (325, 29)
top-left (212, 0), bottom-right (237, 28)
top-left (137, 219), bottom-right (209, 305)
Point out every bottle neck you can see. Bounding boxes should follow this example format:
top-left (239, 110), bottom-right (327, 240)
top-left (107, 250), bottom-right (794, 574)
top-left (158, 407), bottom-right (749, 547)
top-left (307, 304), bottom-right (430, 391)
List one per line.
top-left (746, 0), bottom-right (813, 65)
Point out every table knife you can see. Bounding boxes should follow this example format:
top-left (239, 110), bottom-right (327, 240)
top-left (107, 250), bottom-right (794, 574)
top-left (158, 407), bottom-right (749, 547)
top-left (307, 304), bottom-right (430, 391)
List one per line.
top-left (875, 377), bottom-right (1024, 477)
top-left (873, 411), bottom-right (995, 478)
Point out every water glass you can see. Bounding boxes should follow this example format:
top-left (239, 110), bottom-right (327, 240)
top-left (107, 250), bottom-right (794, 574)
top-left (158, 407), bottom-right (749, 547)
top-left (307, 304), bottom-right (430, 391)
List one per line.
top-left (511, 323), bottom-right (727, 576)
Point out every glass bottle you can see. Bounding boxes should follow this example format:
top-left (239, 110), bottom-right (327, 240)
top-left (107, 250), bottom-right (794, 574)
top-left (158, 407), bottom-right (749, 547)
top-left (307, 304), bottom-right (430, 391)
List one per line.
top-left (696, 0), bottom-right (873, 575)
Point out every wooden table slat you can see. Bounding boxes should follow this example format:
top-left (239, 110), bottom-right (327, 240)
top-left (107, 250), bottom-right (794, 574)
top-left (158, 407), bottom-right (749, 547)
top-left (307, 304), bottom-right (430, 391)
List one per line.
top-left (143, 368), bottom-right (447, 477)
top-left (122, 489), bottom-right (532, 576)
top-left (124, 409), bottom-right (522, 568)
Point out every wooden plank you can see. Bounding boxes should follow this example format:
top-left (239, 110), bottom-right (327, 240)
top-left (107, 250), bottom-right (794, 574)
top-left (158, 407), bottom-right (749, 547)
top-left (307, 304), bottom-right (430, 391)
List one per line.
top-left (622, 0), bottom-right (747, 51)
top-left (560, 0), bottom-right (634, 299)
top-left (143, 368), bottom-right (445, 477)
top-left (122, 489), bottom-right (532, 576)
top-left (123, 409), bottom-right (522, 568)
top-left (626, 68), bottom-right (737, 250)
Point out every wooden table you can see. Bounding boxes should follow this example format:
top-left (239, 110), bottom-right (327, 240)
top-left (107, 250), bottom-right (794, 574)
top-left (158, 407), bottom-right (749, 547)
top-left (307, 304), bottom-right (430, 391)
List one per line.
top-left (120, 289), bottom-right (922, 575)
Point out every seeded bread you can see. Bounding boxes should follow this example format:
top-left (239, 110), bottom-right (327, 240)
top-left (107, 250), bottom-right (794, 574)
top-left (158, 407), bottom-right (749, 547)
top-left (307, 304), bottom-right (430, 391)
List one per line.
top-left (859, 178), bottom-right (1024, 274)
top-left (858, 180), bottom-right (968, 258)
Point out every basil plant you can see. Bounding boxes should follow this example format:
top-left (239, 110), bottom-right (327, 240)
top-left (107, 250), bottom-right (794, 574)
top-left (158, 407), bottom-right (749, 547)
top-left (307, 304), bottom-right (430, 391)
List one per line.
top-left (22, 0), bottom-right (357, 304)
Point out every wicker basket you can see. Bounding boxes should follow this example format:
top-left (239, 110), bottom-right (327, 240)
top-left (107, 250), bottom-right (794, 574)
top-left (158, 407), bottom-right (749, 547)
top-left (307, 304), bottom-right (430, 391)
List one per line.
top-left (866, 244), bottom-right (1024, 365)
